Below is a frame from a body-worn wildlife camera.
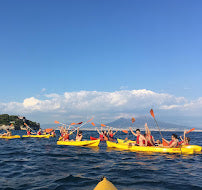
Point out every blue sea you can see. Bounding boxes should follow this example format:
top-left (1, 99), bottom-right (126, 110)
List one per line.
top-left (0, 130), bottom-right (202, 190)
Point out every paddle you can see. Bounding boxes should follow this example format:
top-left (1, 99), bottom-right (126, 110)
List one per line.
top-left (70, 117), bottom-right (94, 134)
top-left (185, 128), bottom-right (195, 134)
top-left (91, 122), bottom-right (96, 126)
top-left (150, 109), bottom-right (163, 139)
top-left (126, 117), bottom-right (136, 141)
top-left (149, 109), bottom-right (168, 146)
top-left (24, 123), bottom-right (37, 134)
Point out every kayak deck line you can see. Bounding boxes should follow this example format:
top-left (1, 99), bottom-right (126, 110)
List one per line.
top-left (57, 139), bottom-right (100, 147)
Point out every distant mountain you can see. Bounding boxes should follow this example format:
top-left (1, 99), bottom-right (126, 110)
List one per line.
top-left (41, 117), bottom-right (189, 131)
top-left (106, 117), bottom-right (188, 130)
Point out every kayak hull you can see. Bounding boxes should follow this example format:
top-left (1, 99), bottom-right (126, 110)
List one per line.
top-left (57, 139), bottom-right (100, 147)
top-left (22, 135), bottom-right (50, 138)
top-left (117, 138), bottom-right (136, 144)
top-left (106, 141), bottom-right (194, 154)
top-left (0, 135), bottom-right (21, 139)
top-left (93, 177), bottom-right (117, 190)
top-left (182, 145), bottom-right (202, 152)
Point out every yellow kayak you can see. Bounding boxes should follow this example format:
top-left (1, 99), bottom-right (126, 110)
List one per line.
top-left (22, 135), bottom-right (50, 138)
top-left (107, 141), bottom-right (194, 154)
top-left (117, 138), bottom-right (136, 144)
top-left (57, 139), bottom-right (100, 147)
top-left (182, 145), bottom-right (202, 152)
top-left (118, 139), bottom-right (201, 153)
top-left (0, 135), bottom-right (21, 139)
top-left (93, 177), bottom-right (117, 190)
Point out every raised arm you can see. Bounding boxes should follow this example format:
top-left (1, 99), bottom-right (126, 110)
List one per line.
top-left (96, 127), bottom-right (101, 134)
top-left (129, 127), bottom-right (137, 136)
top-left (184, 130), bottom-right (187, 141)
top-left (113, 129), bottom-right (118, 135)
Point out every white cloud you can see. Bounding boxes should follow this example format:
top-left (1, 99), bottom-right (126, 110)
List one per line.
top-left (0, 89), bottom-right (202, 127)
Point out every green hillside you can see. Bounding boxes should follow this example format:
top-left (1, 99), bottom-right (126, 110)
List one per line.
top-left (0, 114), bottom-right (40, 130)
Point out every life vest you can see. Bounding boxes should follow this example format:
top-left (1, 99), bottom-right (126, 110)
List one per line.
top-left (136, 135), bottom-right (140, 144)
top-left (109, 134), bottom-right (113, 138)
top-left (63, 134), bottom-right (69, 141)
top-left (27, 131), bottom-right (31, 135)
top-left (37, 132), bottom-right (41, 135)
top-left (147, 135), bottom-right (154, 146)
top-left (169, 140), bottom-right (179, 147)
top-left (178, 141), bottom-right (184, 145)
top-left (169, 140), bottom-right (173, 145)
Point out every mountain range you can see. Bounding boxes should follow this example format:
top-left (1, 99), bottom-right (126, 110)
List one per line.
top-left (41, 117), bottom-right (190, 131)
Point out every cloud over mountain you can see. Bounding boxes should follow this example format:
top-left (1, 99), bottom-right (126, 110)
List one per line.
top-left (0, 89), bottom-right (202, 127)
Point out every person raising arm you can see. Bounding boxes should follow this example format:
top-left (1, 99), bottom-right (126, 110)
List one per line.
top-left (129, 127), bottom-right (147, 147)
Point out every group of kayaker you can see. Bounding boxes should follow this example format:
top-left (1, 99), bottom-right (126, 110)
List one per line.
top-left (96, 127), bottom-right (118, 141)
top-left (0, 128), bottom-right (12, 137)
top-left (129, 123), bottom-right (191, 148)
top-left (25, 128), bottom-right (56, 137)
top-left (59, 126), bottom-right (83, 141)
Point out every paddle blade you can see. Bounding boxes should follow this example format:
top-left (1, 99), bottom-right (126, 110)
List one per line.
top-left (162, 138), bottom-right (169, 146)
top-left (101, 124), bottom-right (106, 127)
top-left (9, 124), bottom-right (13, 127)
top-left (91, 122), bottom-right (96, 126)
top-left (70, 122), bottom-right (76, 125)
top-left (131, 117), bottom-right (135, 123)
top-left (54, 120), bottom-right (60, 124)
top-left (86, 117), bottom-right (94, 123)
top-left (45, 128), bottom-right (53, 133)
top-left (150, 109), bottom-right (155, 118)
top-left (77, 122), bottom-right (83, 125)
top-left (186, 128), bottom-right (195, 134)
top-left (122, 130), bottom-right (128, 134)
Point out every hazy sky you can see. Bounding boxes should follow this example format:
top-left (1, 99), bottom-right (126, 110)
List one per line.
top-left (0, 1), bottom-right (202, 128)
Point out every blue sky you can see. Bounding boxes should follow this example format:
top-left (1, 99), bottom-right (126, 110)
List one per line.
top-left (0, 0), bottom-right (202, 127)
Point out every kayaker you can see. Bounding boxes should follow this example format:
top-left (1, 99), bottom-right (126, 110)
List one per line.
top-left (26, 129), bottom-right (31, 135)
top-left (51, 130), bottom-right (56, 137)
top-left (179, 130), bottom-right (190, 145)
top-left (96, 127), bottom-right (105, 141)
top-left (63, 130), bottom-right (70, 141)
top-left (162, 134), bottom-right (179, 148)
top-left (37, 129), bottom-right (42, 135)
top-left (129, 127), bottom-right (147, 146)
top-left (76, 128), bottom-right (83, 141)
top-left (108, 128), bottom-right (118, 141)
top-left (0, 129), bottom-right (12, 136)
top-left (43, 129), bottom-right (47, 135)
top-left (103, 130), bottom-right (108, 141)
top-left (145, 123), bottom-right (155, 146)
